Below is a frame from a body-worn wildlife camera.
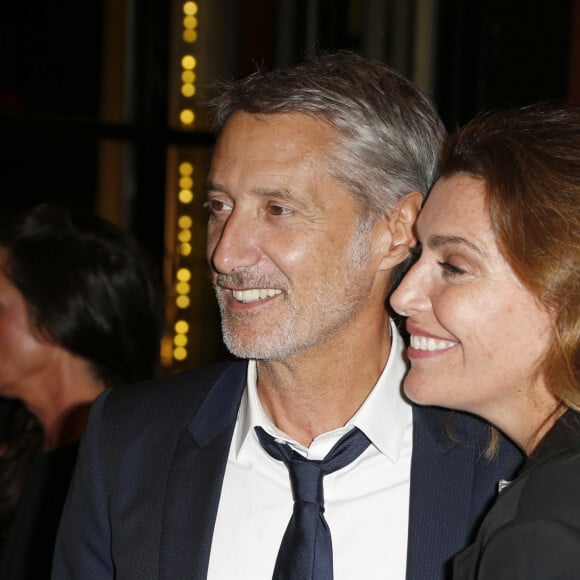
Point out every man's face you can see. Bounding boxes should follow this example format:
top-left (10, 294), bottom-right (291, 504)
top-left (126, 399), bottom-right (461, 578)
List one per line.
top-left (205, 111), bottom-right (384, 361)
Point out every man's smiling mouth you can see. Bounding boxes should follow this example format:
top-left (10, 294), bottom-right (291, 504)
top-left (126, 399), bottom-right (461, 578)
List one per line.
top-left (232, 288), bottom-right (282, 303)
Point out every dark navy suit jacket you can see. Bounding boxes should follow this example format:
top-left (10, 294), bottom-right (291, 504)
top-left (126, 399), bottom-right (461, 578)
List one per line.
top-left (52, 361), bottom-right (522, 580)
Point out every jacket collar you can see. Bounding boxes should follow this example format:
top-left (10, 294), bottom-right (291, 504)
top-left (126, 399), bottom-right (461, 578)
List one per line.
top-left (159, 361), bottom-right (247, 580)
top-left (526, 408), bottom-right (580, 467)
top-left (188, 361), bottom-right (248, 446)
top-left (406, 405), bottom-right (521, 580)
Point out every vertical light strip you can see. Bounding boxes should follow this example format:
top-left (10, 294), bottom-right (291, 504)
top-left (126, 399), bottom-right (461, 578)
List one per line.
top-left (179, 1), bottom-right (198, 128)
top-left (171, 1), bottom-right (199, 365)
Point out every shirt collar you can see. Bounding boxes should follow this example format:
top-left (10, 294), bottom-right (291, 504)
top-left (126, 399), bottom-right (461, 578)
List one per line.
top-left (232, 319), bottom-right (412, 463)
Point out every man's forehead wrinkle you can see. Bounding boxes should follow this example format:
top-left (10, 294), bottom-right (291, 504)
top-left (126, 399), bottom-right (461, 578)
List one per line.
top-left (251, 186), bottom-right (298, 200)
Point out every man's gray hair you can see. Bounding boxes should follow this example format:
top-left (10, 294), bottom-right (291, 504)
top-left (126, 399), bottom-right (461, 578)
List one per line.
top-left (207, 51), bottom-right (446, 219)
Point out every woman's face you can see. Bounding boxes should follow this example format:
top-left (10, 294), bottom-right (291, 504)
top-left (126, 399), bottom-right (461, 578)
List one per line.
top-left (390, 173), bottom-right (555, 437)
top-left (0, 248), bottom-right (59, 398)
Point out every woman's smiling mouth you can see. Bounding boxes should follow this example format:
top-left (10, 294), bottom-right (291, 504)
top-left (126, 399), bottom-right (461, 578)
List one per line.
top-left (409, 334), bottom-right (457, 352)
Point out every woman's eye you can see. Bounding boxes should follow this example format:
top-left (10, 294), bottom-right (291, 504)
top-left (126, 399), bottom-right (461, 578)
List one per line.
top-left (438, 261), bottom-right (466, 276)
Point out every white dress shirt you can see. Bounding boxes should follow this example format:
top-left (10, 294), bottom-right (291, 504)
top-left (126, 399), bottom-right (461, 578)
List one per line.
top-left (207, 320), bottom-right (413, 579)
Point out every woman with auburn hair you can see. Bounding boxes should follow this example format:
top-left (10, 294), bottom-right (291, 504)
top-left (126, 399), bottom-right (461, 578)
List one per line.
top-left (390, 102), bottom-right (580, 578)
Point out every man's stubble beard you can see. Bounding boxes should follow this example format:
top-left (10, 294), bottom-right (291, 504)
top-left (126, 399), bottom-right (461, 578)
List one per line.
top-left (215, 223), bottom-right (375, 361)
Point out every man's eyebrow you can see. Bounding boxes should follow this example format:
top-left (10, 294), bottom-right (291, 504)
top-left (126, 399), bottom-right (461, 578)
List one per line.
top-left (204, 181), bottom-right (226, 197)
top-left (204, 182), bottom-right (300, 203)
top-left (427, 234), bottom-right (488, 258)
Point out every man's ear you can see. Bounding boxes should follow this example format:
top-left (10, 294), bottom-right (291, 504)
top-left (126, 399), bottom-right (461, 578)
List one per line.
top-left (378, 191), bottom-right (423, 269)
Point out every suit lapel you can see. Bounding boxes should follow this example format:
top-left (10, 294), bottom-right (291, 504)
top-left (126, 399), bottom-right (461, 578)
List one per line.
top-left (158, 362), bottom-right (247, 580)
top-left (406, 406), bottom-right (476, 580)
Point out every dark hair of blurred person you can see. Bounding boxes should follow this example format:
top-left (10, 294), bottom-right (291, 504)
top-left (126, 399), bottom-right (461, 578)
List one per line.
top-left (0, 203), bottom-right (165, 579)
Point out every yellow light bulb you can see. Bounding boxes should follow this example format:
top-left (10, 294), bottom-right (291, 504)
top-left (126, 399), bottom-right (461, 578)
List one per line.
top-left (176, 268), bottom-right (191, 282)
top-left (181, 70), bottom-right (196, 84)
top-left (179, 243), bottom-right (192, 256)
top-left (178, 230), bottom-right (192, 243)
top-left (181, 84), bottom-right (196, 98)
top-left (179, 162), bottom-right (193, 176)
top-left (183, 30), bottom-right (198, 43)
top-left (174, 334), bottom-right (188, 347)
top-left (183, 2), bottom-right (198, 16)
top-left (179, 176), bottom-right (193, 189)
top-left (180, 109), bottom-right (195, 125)
top-left (183, 15), bottom-right (198, 29)
top-left (176, 295), bottom-right (191, 309)
top-left (175, 320), bottom-right (190, 333)
top-left (178, 215), bottom-right (193, 228)
top-left (176, 281), bottom-right (190, 295)
top-left (181, 55), bottom-right (197, 70)
top-left (179, 190), bottom-right (194, 204)
top-left (173, 346), bottom-right (188, 361)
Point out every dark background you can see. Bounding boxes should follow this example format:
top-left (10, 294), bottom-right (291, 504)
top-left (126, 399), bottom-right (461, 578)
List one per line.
top-left (0, 0), bottom-right (577, 367)
top-left (1, 0), bottom-right (577, 258)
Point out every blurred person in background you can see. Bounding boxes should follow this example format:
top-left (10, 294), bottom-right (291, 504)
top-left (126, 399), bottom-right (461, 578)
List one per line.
top-left (0, 203), bottom-right (164, 579)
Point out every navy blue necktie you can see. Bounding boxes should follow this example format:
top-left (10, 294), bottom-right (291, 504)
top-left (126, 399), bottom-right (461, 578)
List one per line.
top-left (255, 426), bottom-right (371, 580)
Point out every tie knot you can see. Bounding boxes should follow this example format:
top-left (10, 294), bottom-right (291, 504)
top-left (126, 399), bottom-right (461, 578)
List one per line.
top-left (288, 459), bottom-right (324, 506)
top-left (255, 426), bottom-right (371, 506)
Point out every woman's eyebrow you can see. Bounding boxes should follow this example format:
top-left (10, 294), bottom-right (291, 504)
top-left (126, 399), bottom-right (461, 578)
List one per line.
top-left (427, 234), bottom-right (488, 258)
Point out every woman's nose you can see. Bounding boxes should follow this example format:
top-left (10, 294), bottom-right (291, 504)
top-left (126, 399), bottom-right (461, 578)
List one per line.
top-left (390, 262), bottom-right (431, 317)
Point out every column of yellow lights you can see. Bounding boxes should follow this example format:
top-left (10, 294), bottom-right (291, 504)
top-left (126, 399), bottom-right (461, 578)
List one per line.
top-left (171, 0), bottom-right (199, 364)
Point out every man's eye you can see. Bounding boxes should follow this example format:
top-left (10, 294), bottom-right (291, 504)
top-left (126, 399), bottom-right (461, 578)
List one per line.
top-left (267, 205), bottom-right (293, 216)
top-left (204, 199), bottom-right (232, 214)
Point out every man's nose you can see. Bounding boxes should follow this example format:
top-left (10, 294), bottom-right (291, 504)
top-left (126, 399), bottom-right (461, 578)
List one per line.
top-left (208, 211), bottom-right (260, 274)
